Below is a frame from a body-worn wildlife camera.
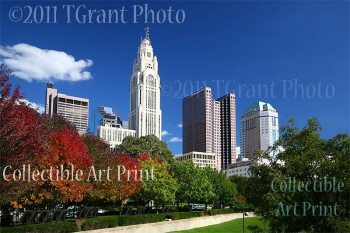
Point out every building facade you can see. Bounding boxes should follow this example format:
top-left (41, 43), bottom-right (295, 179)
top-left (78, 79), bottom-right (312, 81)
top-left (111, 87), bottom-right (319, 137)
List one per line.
top-left (88, 106), bottom-right (135, 148)
top-left (226, 158), bottom-right (270, 177)
top-left (45, 83), bottom-right (89, 135)
top-left (240, 101), bottom-right (279, 160)
top-left (88, 106), bottom-right (123, 135)
top-left (97, 123), bottom-right (136, 148)
top-left (226, 160), bottom-right (252, 177)
top-left (175, 151), bottom-right (218, 170)
top-left (217, 93), bottom-right (236, 169)
top-left (182, 86), bottom-right (236, 170)
top-left (128, 28), bottom-right (162, 139)
top-left (182, 87), bottom-right (220, 154)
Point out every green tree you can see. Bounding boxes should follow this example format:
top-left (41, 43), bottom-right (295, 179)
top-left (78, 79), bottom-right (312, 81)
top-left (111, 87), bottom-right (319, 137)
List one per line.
top-left (247, 117), bottom-right (350, 232)
top-left (220, 175), bottom-right (238, 207)
top-left (82, 132), bottom-right (110, 161)
top-left (135, 154), bottom-right (178, 211)
top-left (115, 135), bottom-right (174, 165)
top-left (203, 168), bottom-right (237, 209)
top-left (229, 175), bottom-right (249, 197)
top-left (172, 161), bottom-right (212, 212)
top-left (229, 175), bottom-right (252, 211)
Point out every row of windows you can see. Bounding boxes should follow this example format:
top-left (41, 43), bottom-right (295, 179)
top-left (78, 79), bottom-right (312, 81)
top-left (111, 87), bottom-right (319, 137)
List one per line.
top-left (58, 98), bottom-right (88, 106)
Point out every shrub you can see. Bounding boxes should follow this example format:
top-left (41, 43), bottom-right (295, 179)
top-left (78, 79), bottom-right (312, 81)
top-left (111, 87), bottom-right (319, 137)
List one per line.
top-left (247, 225), bottom-right (264, 233)
top-left (80, 216), bottom-right (119, 231)
top-left (0, 221), bottom-right (78, 233)
top-left (170, 212), bottom-right (201, 220)
top-left (207, 208), bottom-right (236, 216)
top-left (118, 214), bottom-right (167, 226)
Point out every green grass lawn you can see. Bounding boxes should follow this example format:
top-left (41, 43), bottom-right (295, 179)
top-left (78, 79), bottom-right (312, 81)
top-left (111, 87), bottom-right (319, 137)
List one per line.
top-left (169, 216), bottom-right (269, 233)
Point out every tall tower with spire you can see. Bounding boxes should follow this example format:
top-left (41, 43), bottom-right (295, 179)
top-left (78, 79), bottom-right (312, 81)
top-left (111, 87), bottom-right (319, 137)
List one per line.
top-left (128, 28), bottom-right (162, 139)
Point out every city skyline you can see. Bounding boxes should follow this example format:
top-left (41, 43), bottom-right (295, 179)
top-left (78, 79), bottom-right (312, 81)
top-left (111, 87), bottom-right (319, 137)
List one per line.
top-left (0, 1), bottom-right (348, 156)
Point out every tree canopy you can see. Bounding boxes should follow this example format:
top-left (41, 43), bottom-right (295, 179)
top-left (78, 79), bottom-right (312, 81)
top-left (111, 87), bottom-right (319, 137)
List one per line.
top-left (115, 135), bottom-right (175, 165)
top-left (247, 117), bottom-right (350, 232)
top-left (134, 154), bottom-right (178, 207)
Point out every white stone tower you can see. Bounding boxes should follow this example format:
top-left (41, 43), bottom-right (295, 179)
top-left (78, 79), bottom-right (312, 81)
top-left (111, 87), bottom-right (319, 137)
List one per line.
top-left (128, 27), bottom-right (162, 139)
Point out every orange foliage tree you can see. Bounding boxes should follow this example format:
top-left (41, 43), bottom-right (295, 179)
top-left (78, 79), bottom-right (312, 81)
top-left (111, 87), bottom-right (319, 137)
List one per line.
top-left (89, 152), bottom-right (142, 209)
top-left (40, 126), bottom-right (93, 204)
top-left (11, 118), bottom-right (94, 208)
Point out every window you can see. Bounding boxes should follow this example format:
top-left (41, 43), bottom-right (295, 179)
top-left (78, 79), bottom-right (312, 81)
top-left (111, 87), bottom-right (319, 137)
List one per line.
top-left (147, 52), bottom-right (151, 57)
top-left (139, 88), bottom-right (142, 105)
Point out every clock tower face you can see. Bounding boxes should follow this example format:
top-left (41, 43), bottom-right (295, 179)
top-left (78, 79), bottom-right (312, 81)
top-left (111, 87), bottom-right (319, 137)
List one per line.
top-left (128, 28), bottom-right (162, 140)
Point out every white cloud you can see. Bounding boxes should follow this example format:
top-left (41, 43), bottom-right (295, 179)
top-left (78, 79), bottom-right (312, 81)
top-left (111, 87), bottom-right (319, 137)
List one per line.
top-left (0, 43), bottom-right (93, 82)
top-left (177, 123), bottom-right (183, 128)
top-left (161, 130), bottom-right (171, 136)
top-left (169, 137), bottom-right (182, 143)
top-left (23, 99), bottom-right (45, 114)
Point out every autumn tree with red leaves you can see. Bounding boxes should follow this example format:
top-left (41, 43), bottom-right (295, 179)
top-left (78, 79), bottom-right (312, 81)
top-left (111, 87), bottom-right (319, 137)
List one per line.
top-left (89, 152), bottom-right (142, 210)
top-left (1, 65), bottom-right (93, 210)
top-left (0, 65), bottom-right (46, 206)
top-left (39, 126), bottom-right (93, 203)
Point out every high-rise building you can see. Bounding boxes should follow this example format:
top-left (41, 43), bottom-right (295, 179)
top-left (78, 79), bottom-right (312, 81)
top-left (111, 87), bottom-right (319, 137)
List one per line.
top-left (88, 106), bottom-right (136, 148)
top-left (240, 101), bottom-right (279, 160)
top-left (217, 93), bottom-right (236, 169)
top-left (182, 87), bottom-right (219, 154)
top-left (182, 86), bottom-right (236, 170)
top-left (45, 83), bottom-right (89, 135)
top-left (128, 28), bottom-right (162, 139)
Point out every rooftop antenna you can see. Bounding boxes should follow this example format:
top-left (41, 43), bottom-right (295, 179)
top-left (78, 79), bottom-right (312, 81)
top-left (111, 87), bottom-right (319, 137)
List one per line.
top-left (144, 26), bottom-right (150, 41)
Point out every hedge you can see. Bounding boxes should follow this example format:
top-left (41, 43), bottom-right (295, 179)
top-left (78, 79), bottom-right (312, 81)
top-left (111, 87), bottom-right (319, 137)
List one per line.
top-left (207, 208), bottom-right (236, 215)
top-left (0, 210), bottom-right (237, 232)
top-left (81, 212), bottom-right (202, 231)
top-left (0, 221), bottom-right (79, 233)
top-left (80, 216), bottom-right (119, 231)
top-left (169, 212), bottom-right (201, 220)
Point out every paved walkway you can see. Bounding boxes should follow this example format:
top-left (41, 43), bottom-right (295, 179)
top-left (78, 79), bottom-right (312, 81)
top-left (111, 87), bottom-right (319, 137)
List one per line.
top-left (78, 212), bottom-right (255, 233)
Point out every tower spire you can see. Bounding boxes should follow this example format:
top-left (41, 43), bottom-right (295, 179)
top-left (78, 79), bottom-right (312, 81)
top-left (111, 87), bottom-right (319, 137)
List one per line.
top-left (144, 26), bottom-right (150, 40)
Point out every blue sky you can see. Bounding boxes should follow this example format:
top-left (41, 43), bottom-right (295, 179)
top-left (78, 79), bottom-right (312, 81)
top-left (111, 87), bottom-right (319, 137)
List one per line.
top-left (0, 1), bottom-right (349, 156)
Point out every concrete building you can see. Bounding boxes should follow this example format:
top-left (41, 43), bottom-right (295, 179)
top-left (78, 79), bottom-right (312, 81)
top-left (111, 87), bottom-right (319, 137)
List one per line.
top-left (240, 101), bottom-right (279, 160)
top-left (88, 106), bottom-right (136, 148)
top-left (175, 151), bottom-right (217, 170)
top-left (45, 83), bottom-right (89, 135)
top-left (88, 106), bottom-right (123, 135)
top-left (97, 123), bottom-right (136, 148)
top-left (182, 86), bottom-right (236, 170)
top-left (128, 28), bottom-right (162, 139)
top-left (226, 160), bottom-right (252, 177)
